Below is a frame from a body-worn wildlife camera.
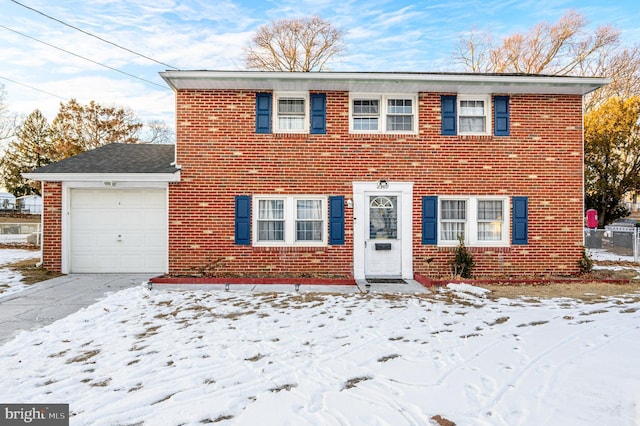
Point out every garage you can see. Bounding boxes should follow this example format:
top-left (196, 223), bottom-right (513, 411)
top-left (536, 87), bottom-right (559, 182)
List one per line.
top-left (69, 188), bottom-right (167, 273)
top-left (23, 143), bottom-right (180, 274)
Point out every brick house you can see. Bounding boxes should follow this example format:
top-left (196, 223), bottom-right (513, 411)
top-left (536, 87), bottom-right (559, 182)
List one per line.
top-left (26, 71), bottom-right (607, 280)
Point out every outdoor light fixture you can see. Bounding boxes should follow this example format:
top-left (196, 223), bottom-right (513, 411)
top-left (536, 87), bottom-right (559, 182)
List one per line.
top-left (346, 199), bottom-right (353, 209)
top-left (295, 283), bottom-right (300, 292)
top-left (225, 283), bottom-right (230, 291)
top-left (377, 179), bottom-right (389, 189)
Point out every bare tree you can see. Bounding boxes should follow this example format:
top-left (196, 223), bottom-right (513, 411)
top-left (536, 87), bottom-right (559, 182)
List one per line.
top-left (583, 45), bottom-right (640, 110)
top-left (143, 120), bottom-right (175, 144)
top-left (455, 10), bottom-right (619, 75)
top-left (0, 84), bottom-right (18, 148)
top-left (244, 16), bottom-right (345, 72)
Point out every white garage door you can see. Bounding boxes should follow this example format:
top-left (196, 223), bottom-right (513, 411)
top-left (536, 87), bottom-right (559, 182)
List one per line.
top-left (70, 189), bottom-right (167, 273)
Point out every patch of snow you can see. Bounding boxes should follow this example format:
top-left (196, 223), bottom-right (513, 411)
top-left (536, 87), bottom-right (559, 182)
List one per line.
top-left (0, 234), bottom-right (30, 244)
top-left (0, 249), bottom-right (39, 298)
top-left (0, 285), bottom-right (638, 425)
top-left (587, 248), bottom-right (634, 263)
top-left (445, 282), bottom-right (491, 297)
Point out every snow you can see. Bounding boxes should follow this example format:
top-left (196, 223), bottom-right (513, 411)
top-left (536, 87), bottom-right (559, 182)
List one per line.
top-left (0, 248), bottom-right (39, 298)
top-left (0, 234), bottom-right (30, 244)
top-left (588, 248), bottom-right (635, 263)
top-left (0, 248), bottom-right (639, 425)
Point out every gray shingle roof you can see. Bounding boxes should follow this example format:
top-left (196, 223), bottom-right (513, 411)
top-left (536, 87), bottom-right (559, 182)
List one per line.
top-left (28, 143), bottom-right (178, 174)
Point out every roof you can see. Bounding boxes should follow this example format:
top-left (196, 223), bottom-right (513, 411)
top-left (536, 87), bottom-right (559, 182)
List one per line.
top-left (23, 143), bottom-right (180, 182)
top-left (160, 70), bottom-right (609, 96)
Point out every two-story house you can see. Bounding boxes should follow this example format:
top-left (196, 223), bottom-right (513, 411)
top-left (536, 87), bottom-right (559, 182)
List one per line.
top-left (26, 71), bottom-right (607, 282)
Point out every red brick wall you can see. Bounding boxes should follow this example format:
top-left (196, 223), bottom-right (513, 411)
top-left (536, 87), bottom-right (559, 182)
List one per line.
top-left (42, 181), bottom-right (62, 272)
top-left (169, 90), bottom-right (585, 278)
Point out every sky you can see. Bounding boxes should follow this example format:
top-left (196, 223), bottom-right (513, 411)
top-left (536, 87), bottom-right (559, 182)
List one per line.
top-left (1, 0), bottom-right (639, 131)
top-left (1, 247), bottom-right (640, 424)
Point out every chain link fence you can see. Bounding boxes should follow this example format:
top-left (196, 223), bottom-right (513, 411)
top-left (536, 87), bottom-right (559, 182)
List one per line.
top-left (585, 226), bottom-right (640, 262)
top-left (0, 223), bottom-right (41, 246)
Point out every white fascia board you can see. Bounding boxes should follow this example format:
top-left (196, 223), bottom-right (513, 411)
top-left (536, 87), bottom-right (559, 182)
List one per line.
top-left (160, 70), bottom-right (610, 96)
top-left (21, 172), bottom-right (181, 182)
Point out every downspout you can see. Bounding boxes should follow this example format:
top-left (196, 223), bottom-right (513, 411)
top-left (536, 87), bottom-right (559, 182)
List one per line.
top-left (35, 180), bottom-right (44, 267)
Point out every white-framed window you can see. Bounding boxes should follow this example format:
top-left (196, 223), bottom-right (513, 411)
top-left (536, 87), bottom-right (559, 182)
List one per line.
top-left (439, 196), bottom-right (508, 246)
top-left (350, 94), bottom-right (417, 134)
top-left (253, 195), bottom-right (327, 246)
top-left (458, 95), bottom-right (491, 135)
top-left (274, 92), bottom-right (308, 133)
top-left (352, 99), bottom-right (380, 131)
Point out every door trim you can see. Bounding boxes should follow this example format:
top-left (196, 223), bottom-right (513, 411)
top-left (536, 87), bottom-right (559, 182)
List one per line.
top-left (352, 181), bottom-right (413, 280)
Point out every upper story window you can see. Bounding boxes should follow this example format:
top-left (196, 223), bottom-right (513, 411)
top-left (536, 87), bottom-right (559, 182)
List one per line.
top-left (442, 95), bottom-right (510, 136)
top-left (353, 99), bottom-right (379, 131)
top-left (275, 93), bottom-right (308, 133)
top-left (350, 94), bottom-right (417, 134)
top-left (458, 95), bottom-right (491, 135)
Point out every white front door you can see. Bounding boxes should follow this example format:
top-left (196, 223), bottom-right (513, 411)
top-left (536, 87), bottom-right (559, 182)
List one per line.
top-left (353, 181), bottom-right (413, 280)
top-left (365, 194), bottom-right (402, 277)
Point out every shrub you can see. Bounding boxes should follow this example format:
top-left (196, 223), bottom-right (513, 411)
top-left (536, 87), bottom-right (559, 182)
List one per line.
top-left (450, 235), bottom-right (474, 278)
top-left (579, 247), bottom-right (593, 273)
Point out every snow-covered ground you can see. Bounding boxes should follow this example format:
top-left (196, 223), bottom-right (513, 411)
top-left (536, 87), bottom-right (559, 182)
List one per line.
top-left (0, 248), bottom-right (39, 298)
top-left (0, 246), bottom-right (639, 425)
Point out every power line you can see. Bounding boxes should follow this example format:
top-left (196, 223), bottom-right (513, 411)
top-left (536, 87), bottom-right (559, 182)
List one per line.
top-left (0, 75), bottom-right (68, 101)
top-left (10, 0), bottom-right (180, 70)
top-left (0, 24), bottom-right (168, 89)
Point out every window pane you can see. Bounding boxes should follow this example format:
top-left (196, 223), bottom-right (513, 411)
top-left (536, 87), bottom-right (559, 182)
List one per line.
top-left (478, 200), bottom-right (503, 220)
top-left (478, 200), bottom-right (503, 241)
top-left (259, 200), bottom-right (283, 219)
top-left (258, 221), bottom-right (284, 241)
top-left (297, 200), bottom-right (322, 220)
top-left (259, 200), bottom-right (284, 219)
top-left (442, 222), bottom-right (465, 241)
top-left (441, 200), bottom-right (466, 220)
top-left (459, 117), bottom-right (485, 133)
top-left (387, 99), bottom-right (412, 114)
top-left (353, 99), bottom-right (379, 115)
top-left (387, 115), bottom-right (412, 131)
top-left (278, 116), bottom-right (305, 130)
top-left (354, 117), bottom-right (379, 131)
top-left (296, 221), bottom-right (323, 241)
top-left (460, 100), bottom-right (484, 115)
top-left (369, 196), bottom-right (398, 239)
top-left (478, 222), bottom-right (502, 241)
top-left (278, 98), bottom-right (304, 114)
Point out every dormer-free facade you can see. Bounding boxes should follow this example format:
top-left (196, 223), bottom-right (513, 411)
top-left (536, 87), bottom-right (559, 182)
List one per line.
top-left (160, 71), bottom-right (606, 280)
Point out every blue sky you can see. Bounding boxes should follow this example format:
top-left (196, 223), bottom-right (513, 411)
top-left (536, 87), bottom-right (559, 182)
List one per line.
top-left (0, 0), bottom-right (639, 130)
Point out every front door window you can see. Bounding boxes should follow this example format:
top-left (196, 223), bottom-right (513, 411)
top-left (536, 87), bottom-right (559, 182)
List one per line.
top-left (369, 196), bottom-right (397, 239)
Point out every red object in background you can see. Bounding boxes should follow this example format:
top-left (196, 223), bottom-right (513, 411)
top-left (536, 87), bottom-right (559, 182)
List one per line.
top-left (586, 209), bottom-right (598, 228)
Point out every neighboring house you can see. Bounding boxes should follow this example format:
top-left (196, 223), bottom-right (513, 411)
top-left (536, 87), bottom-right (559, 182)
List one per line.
top-left (26, 71), bottom-right (607, 280)
top-left (0, 192), bottom-right (16, 210)
top-left (16, 194), bottom-right (43, 215)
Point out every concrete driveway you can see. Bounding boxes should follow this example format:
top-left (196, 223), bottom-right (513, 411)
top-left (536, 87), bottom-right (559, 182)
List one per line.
top-left (0, 274), bottom-right (430, 345)
top-left (0, 274), bottom-right (149, 345)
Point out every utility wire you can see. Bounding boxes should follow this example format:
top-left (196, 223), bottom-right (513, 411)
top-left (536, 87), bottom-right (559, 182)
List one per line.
top-left (10, 0), bottom-right (180, 70)
top-left (0, 24), bottom-right (168, 89)
top-left (0, 75), bottom-right (68, 101)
